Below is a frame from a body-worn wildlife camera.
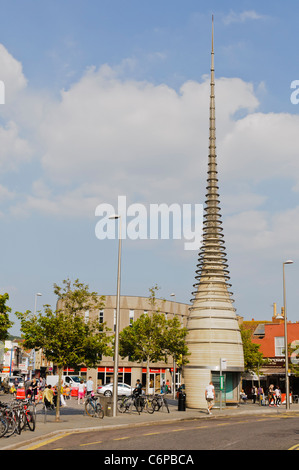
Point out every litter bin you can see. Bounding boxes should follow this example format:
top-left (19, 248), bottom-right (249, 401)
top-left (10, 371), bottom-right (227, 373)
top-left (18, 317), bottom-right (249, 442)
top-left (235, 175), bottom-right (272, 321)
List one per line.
top-left (178, 391), bottom-right (186, 411)
top-left (99, 395), bottom-right (113, 417)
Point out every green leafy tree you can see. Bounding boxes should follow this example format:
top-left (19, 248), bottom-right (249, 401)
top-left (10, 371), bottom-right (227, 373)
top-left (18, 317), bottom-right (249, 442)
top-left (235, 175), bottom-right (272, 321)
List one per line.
top-left (16, 279), bottom-right (112, 421)
top-left (288, 341), bottom-right (299, 377)
top-left (119, 285), bottom-right (189, 393)
top-left (0, 293), bottom-right (13, 341)
top-left (163, 315), bottom-right (189, 366)
top-left (240, 325), bottom-right (266, 376)
top-left (119, 311), bottom-right (167, 393)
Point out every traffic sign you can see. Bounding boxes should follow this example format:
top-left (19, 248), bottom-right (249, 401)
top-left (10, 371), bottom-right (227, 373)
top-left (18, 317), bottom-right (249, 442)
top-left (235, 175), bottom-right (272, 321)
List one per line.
top-left (219, 375), bottom-right (224, 390)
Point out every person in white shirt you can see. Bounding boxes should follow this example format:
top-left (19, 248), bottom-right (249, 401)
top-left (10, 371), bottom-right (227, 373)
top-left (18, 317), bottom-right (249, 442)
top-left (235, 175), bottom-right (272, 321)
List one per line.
top-left (205, 381), bottom-right (215, 415)
top-left (78, 380), bottom-right (86, 405)
top-left (274, 386), bottom-right (281, 407)
top-left (86, 376), bottom-right (94, 397)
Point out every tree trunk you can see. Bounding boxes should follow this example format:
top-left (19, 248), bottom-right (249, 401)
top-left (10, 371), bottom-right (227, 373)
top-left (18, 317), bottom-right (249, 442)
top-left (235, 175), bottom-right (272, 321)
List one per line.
top-left (55, 367), bottom-right (63, 421)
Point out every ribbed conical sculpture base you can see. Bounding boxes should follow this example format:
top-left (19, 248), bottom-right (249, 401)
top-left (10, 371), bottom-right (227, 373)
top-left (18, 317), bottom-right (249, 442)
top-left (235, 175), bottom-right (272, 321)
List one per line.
top-left (184, 281), bottom-right (244, 408)
top-left (184, 17), bottom-right (244, 409)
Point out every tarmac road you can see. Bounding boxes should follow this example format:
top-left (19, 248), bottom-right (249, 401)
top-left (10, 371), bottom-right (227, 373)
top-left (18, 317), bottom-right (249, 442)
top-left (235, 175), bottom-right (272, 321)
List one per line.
top-left (22, 412), bottom-right (299, 451)
top-left (1, 393), bottom-right (299, 451)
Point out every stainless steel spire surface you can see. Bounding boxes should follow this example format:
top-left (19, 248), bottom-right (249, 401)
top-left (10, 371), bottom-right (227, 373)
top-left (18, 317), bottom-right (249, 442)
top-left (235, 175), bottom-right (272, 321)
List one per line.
top-left (184, 17), bottom-right (244, 409)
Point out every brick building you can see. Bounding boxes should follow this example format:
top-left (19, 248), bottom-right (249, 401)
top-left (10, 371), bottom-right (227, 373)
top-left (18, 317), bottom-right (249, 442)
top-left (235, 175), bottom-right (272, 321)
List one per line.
top-left (241, 303), bottom-right (299, 400)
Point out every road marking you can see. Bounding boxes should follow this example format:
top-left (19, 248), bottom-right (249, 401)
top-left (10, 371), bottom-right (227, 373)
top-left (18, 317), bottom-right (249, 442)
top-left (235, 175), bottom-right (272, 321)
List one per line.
top-left (113, 436), bottom-right (130, 441)
top-left (143, 432), bottom-right (161, 436)
top-left (80, 440), bottom-right (103, 446)
top-left (289, 443), bottom-right (299, 450)
top-left (25, 432), bottom-right (73, 450)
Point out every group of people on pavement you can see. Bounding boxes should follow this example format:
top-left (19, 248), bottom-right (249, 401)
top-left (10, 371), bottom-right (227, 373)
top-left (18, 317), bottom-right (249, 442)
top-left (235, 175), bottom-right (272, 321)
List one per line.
top-left (205, 381), bottom-right (283, 414)
top-left (267, 384), bottom-right (282, 407)
top-left (246, 384), bottom-right (282, 406)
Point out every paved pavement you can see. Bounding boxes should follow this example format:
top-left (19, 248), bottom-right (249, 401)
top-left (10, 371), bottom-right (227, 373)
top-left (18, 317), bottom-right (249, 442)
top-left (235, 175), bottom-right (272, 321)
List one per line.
top-left (1, 393), bottom-right (299, 450)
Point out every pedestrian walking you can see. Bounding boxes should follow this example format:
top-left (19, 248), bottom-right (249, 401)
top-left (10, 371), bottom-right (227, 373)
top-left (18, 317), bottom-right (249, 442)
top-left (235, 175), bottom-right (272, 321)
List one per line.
top-left (274, 386), bottom-right (281, 407)
top-left (268, 384), bottom-right (275, 406)
top-left (42, 385), bottom-right (54, 409)
top-left (205, 381), bottom-right (215, 415)
top-left (60, 380), bottom-right (67, 407)
top-left (78, 380), bottom-right (86, 404)
top-left (251, 385), bottom-right (257, 404)
top-left (31, 377), bottom-right (38, 400)
top-left (86, 376), bottom-right (94, 397)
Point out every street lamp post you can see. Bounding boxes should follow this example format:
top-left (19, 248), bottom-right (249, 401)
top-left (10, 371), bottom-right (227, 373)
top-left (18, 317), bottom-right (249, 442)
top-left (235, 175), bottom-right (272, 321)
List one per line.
top-left (109, 214), bottom-right (122, 417)
top-left (31, 293), bottom-right (42, 379)
top-left (170, 293), bottom-right (177, 399)
top-left (283, 260), bottom-right (293, 410)
top-left (34, 293), bottom-right (42, 314)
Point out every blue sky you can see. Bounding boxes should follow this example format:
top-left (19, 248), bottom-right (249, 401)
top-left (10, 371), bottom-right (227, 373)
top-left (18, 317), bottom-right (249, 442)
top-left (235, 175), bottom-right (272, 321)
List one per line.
top-left (0, 0), bottom-right (299, 334)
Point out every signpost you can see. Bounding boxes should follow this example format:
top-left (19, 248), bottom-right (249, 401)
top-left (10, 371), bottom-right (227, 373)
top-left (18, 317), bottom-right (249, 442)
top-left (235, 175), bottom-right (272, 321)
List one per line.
top-left (220, 358), bottom-right (227, 411)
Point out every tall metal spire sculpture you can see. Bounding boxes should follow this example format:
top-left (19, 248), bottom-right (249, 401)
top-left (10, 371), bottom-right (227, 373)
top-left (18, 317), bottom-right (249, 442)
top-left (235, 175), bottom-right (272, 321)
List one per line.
top-left (184, 17), bottom-right (244, 409)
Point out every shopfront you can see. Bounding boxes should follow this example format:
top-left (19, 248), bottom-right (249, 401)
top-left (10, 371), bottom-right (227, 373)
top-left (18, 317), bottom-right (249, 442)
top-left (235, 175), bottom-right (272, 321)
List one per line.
top-left (97, 367), bottom-right (132, 386)
top-left (142, 368), bottom-right (166, 393)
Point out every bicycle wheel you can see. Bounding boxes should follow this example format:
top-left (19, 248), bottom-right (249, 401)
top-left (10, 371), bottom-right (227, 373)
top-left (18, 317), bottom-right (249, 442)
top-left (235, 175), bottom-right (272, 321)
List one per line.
top-left (117, 398), bottom-right (127, 413)
top-left (85, 401), bottom-right (96, 417)
top-left (19, 410), bottom-right (26, 431)
top-left (15, 413), bottom-right (22, 435)
top-left (135, 396), bottom-right (144, 414)
top-left (26, 411), bottom-right (36, 431)
top-left (95, 404), bottom-right (104, 419)
top-left (145, 398), bottom-right (155, 414)
top-left (163, 398), bottom-right (170, 413)
top-left (3, 411), bottom-right (17, 437)
top-left (0, 415), bottom-right (8, 438)
top-left (152, 397), bottom-right (160, 411)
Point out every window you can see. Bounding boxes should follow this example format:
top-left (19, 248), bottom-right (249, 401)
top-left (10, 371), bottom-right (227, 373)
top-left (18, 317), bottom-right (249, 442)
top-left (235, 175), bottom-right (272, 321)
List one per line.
top-left (114, 309), bottom-right (116, 332)
top-left (129, 309), bottom-right (134, 327)
top-left (99, 310), bottom-right (104, 324)
top-left (275, 337), bottom-right (285, 357)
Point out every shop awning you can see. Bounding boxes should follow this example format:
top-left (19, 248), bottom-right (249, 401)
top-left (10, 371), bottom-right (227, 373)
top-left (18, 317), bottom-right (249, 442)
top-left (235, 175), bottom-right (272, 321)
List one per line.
top-left (260, 368), bottom-right (286, 376)
top-left (242, 371), bottom-right (265, 380)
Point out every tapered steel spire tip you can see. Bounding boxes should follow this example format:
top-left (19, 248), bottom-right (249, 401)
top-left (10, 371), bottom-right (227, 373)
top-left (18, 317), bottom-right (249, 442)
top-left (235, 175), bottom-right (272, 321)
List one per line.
top-left (212, 15), bottom-right (214, 52)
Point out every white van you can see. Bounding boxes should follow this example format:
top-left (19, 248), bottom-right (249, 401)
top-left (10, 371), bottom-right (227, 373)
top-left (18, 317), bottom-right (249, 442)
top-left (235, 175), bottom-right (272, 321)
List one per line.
top-left (46, 375), bottom-right (83, 388)
top-left (8, 375), bottom-right (24, 388)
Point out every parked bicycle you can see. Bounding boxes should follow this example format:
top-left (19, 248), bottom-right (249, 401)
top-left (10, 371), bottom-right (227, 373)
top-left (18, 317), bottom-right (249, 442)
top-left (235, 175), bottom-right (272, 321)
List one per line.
top-left (1, 400), bottom-right (21, 437)
top-left (85, 395), bottom-right (104, 419)
top-left (117, 393), bottom-right (154, 414)
top-left (136, 394), bottom-right (155, 414)
top-left (12, 398), bottom-right (36, 433)
top-left (0, 398), bottom-right (36, 437)
top-left (151, 393), bottom-right (170, 413)
top-left (117, 394), bottom-right (137, 414)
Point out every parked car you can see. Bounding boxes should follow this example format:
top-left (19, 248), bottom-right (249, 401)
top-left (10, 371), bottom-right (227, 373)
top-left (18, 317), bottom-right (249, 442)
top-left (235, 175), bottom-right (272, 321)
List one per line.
top-left (97, 382), bottom-right (134, 396)
top-left (8, 375), bottom-right (24, 388)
